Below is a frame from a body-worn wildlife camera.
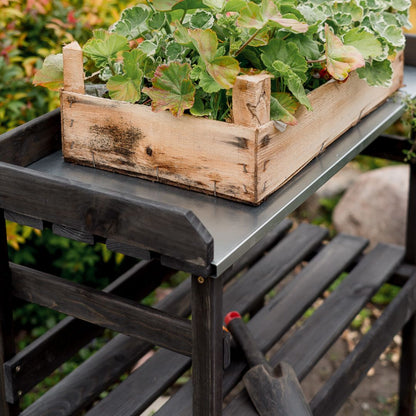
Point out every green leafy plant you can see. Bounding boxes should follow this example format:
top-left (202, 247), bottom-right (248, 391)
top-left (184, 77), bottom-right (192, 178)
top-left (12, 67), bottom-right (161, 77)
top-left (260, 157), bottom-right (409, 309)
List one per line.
top-left (34, 0), bottom-right (411, 124)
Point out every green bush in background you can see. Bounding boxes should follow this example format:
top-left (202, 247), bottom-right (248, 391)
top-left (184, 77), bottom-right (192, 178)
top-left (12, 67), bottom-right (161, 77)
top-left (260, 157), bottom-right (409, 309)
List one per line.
top-left (0, 0), bottom-right (135, 134)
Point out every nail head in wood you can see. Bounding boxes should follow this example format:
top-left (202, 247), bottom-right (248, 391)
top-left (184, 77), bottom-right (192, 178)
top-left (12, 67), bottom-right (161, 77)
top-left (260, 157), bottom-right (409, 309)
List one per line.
top-left (63, 41), bottom-right (85, 94)
top-left (197, 276), bottom-right (205, 284)
top-left (232, 74), bottom-right (272, 128)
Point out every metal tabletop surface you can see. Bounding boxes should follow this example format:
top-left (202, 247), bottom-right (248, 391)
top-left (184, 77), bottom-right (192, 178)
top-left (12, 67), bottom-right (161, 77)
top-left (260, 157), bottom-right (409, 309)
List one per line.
top-left (29, 66), bottom-right (416, 277)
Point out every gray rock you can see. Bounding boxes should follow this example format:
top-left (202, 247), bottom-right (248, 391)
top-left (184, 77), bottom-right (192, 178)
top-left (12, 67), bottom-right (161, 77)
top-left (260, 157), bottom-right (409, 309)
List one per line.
top-left (333, 165), bottom-right (409, 249)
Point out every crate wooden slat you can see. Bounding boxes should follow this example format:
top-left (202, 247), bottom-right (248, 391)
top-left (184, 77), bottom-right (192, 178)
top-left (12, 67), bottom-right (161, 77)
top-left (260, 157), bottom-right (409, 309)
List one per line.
top-left (60, 44), bottom-right (404, 205)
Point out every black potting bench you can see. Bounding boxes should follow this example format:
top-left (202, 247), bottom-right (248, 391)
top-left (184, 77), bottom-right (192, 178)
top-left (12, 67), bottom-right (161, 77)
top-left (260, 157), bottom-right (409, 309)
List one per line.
top-left (1, 36), bottom-right (416, 416)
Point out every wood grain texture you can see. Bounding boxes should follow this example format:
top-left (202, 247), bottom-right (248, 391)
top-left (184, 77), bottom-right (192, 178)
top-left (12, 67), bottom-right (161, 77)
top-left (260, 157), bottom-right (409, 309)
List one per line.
top-left (0, 109), bottom-right (60, 166)
top-left (0, 162), bottom-right (213, 269)
top-left (192, 275), bottom-right (224, 416)
top-left (222, 244), bottom-right (404, 416)
top-left (154, 232), bottom-right (367, 416)
top-left (311, 270), bottom-right (416, 416)
top-left (61, 91), bottom-right (258, 203)
top-left (63, 41), bottom-right (84, 94)
top-left (11, 263), bottom-right (193, 356)
top-left (60, 54), bottom-right (403, 204)
top-left (20, 221), bottom-right (291, 416)
top-left (0, 212), bottom-right (16, 416)
top-left (255, 52), bottom-right (404, 202)
top-left (4, 260), bottom-right (171, 402)
top-left (232, 74), bottom-right (271, 127)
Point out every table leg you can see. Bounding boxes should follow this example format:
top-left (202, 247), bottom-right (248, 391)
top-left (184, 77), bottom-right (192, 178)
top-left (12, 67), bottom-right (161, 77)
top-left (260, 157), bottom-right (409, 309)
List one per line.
top-left (0, 211), bottom-right (19, 415)
top-left (398, 162), bottom-right (416, 415)
top-left (192, 274), bottom-right (223, 416)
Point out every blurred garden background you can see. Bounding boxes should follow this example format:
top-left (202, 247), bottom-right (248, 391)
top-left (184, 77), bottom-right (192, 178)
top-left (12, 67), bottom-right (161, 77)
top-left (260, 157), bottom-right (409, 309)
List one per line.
top-left (1, 0), bottom-right (416, 413)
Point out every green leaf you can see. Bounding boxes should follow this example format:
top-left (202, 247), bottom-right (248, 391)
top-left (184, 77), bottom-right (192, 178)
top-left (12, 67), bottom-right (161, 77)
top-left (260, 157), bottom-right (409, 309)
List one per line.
top-left (33, 54), bottom-right (64, 91)
top-left (111, 6), bottom-right (150, 40)
top-left (270, 92), bottom-right (299, 125)
top-left (286, 34), bottom-right (321, 60)
top-left (148, 12), bottom-right (166, 30)
top-left (152, 0), bottom-right (185, 11)
top-left (206, 56), bottom-right (240, 88)
top-left (199, 70), bottom-right (223, 92)
top-left (390, 0), bottom-right (411, 11)
top-left (237, 0), bottom-right (308, 32)
top-left (106, 50), bottom-right (144, 102)
top-left (261, 39), bottom-right (308, 82)
top-left (271, 60), bottom-right (312, 110)
top-left (356, 58), bottom-right (393, 87)
top-left (202, 0), bottom-right (226, 11)
top-left (107, 74), bottom-right (142, 102)
top-left (190, 10), bottom-right (215, 29)
top-left (343, 28), bottom-right (384, 59)
top-left (173, 21), bottom-right (193, 45)
top-left (83, 32), bottom-right (129, 68)
top-left (190, 89), bottom-right (212, 116)
top-left (188, 28), bottom-right (217, 62)
top-left (224, 0), bottom-right (247, 12)
top-left (324, 24), bottom-right (365, 81)
top-left (142, 62), bottom-right (196, 116)
top-left (122, 50), bottom-right (144, 79)
top-left (383, 25), bottom-right (406, 48)
top-left (138, 40), bottom-right (158, 55)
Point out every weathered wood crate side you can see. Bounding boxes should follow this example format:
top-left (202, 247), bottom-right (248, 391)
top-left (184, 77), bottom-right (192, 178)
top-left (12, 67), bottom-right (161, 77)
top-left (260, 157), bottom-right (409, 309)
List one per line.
top-left (255, 52), bottom-right (404, 202)
top-left (61, 92), bottom-right (259, 202)
top-left (61, 41), bottom-right (403, 205)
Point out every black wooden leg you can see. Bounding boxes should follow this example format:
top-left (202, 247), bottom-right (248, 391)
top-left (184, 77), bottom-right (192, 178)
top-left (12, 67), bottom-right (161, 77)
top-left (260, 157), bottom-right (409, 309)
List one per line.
top-left (192, 274), bottom-right (223, 416)
top-left (0, 211), bottom-right (19, 415)
top-left (399, 315), bottom-right (416, 416)
top-left (398, 162), bottom-right (416, 416)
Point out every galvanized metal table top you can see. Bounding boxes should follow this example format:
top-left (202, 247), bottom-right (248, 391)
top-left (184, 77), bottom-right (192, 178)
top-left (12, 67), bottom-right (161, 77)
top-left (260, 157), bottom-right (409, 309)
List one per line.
top-left (29, 66), bottom-right (416, 277)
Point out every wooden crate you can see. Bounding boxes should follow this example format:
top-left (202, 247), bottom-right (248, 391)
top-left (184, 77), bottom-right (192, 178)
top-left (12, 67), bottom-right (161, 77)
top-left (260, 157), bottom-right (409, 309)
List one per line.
top-left (61, 43), bottom-right (404, 205)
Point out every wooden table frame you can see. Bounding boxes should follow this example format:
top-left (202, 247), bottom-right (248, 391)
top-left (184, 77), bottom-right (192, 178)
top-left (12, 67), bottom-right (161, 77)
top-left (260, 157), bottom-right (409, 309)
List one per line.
top-left (0, 36), bottom-right (415, 416)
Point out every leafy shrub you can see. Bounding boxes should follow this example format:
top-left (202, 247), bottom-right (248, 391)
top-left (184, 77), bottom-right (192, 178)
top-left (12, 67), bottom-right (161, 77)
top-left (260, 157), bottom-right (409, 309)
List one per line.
top-left (0, 0), bottom-right (135, 134)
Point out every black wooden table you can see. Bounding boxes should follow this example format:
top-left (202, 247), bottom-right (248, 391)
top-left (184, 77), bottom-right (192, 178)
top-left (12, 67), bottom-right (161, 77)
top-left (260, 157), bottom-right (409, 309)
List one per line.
top-left (1, 38), bottom-right (416, 416)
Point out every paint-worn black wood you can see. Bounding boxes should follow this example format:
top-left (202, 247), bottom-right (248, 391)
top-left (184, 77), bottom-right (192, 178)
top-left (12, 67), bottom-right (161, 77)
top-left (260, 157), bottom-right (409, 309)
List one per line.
top-left (4, 260), bottom-right (172, 402)
top-left (398, 315), bottom-right (416, 416)
top-left (398, 157), bottom-right (416, 415)
top-left (226, 314), bottom-right (312, 416)
top-left (155, 233), bottom-right (368, 416)
top-left (405, 34), bottom-right (416, 66)
top-left (0, 109), bottom-right (60, 166)
top-left (362, 134), bottom-right (411, 163)
top-left (10, 263), bottom-right (193, 356)
top-left (0, 211), bottom-right (19, 416)
top-left (269, 244), bottom-right (404, 378)
top-left (106, 239), bottom-right (153, 260)
top-left (52, 223), bottom-right (95, 245)
top-left (21, 221), bottom-right (292, 416)
top-left (192, 274), bottom-right (224, 416)
top-left (405, 163), bottom-right (416, 264)
top-left (223, 223), bottom-right (328, 315)
top-left (0, 163), bottom-right (213, 271)
top-left (72, 221), bottom-right (293, 416)
top-left (222, 244), bottom-right (404, 416)
top-left (4, 210), bottom-right (44, 230)
top-left (311, 270), bottom-right (416, 416)
top-left (243, 362), bottom-right (312, 416)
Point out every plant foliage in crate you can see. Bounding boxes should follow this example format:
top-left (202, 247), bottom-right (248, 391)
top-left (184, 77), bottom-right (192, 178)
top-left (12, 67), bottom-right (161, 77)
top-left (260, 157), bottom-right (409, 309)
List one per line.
top-left (34, 0), bottom-right (411, 204)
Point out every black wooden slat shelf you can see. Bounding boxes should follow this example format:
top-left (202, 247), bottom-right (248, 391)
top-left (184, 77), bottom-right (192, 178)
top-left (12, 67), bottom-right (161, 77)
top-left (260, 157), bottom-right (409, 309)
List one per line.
top-left (0, 35), bottom-right (416, 416)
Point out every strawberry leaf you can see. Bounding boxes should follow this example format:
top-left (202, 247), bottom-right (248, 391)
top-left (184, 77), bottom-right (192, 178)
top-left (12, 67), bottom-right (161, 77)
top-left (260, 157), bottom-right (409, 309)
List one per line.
top-left (33, 53), bottom-right (64, 91)
top-left (83, 32), bottom-right (129, 68)
top-left (325, 24), bottom-right (365, 81)
top-left (142, 62), bottom-right (196, 117)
